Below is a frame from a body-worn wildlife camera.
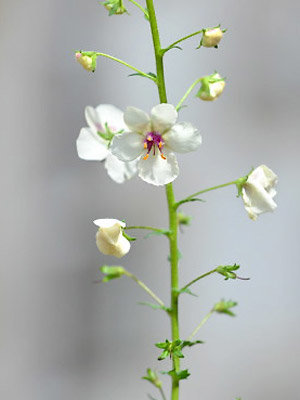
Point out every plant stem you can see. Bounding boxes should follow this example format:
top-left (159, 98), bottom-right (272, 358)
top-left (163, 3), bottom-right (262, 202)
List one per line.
top-left (176, 77), bottom-right (203, 110)
top-left (181, 268), bottom-right (217, 291)
top-left (94, 52), bottom-right (157, 81)
top-left (188, 310), bottom-right (214, 341)
top-left (127, 0), bottom-right (149, 18)
top-left (176, 180), bottom-right (237, 209)
top-left (124, 271), bottom-right (165, 307)
top-left (159, 386), bottom-right (167, 400)
top-left (126, 226), bottom-right (169, 236)
top-left (163, 29), bottom-right (204, 53)
top-left (145, 1), bottom-right (180, 399)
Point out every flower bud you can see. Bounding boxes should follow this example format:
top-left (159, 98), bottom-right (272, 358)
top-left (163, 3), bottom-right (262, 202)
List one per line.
top-left (102, 0), bottom-right (127, 15)
top-left (75, 52), bottom-right (96, 72)
top-left (197, 73), bottom-right (226, 101)
top-left (93, 219), bottom-right (130, 258)
top-left (201, 27), bottom-right (224, 48)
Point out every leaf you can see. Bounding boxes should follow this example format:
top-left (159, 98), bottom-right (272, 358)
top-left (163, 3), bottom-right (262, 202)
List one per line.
top-left (160, 369), bottom-right (190, 380)
top-left (174, 287), bottom-right (198, 297)
top-left (139, 302), bottom-right (171, 312)
top-left (147, 395), bottom-right (158, 400)
top-left (128, 71), bottom-right (157, 81)
top-left (144, 230), bottom-right (169, 239)
top-left (181, 340), bottom-right (204, 348)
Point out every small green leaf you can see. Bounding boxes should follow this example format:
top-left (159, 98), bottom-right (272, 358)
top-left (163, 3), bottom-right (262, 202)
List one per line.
top-left (158, 350), bottom-right (169, 360)
top-left (144, 230), bottom-right (169, 239)
top-left (139, 302), bottom-right (171, 312)
top-left (174, 287), bottom-right (198, 297)
top-left (181, 340), bottom-right (204, 348)
top-left (161, 369), bottom-right (190, 380)
top-left (128, 71), bottom-right (157, 81)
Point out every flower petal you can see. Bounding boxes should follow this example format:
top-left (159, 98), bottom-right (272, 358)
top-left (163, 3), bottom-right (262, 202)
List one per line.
top-left (150, 104), bottom-right (178, 133)
top-left (104, 153), bottom-right (138, 183)
top-left (76, 128), bottom-right (109, 160)
top-left (138, 149), bottom-right (179, 186)
top-left (124, 107), bottom-right (151, 133)
top-left (96, 104), bottom-right (127, 133)
top-left (110, 132), bottom-right (143, 161)
top-left (242, 184), bottom-right (277, 221)
top-left (85, 106), bottom-right (102, 132)
top-left (164, 122), bottom-right (202, 153)
top-left (93, 218), bottom-right (126, 229)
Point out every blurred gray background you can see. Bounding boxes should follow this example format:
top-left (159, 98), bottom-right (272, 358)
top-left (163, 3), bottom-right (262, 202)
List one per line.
top-left (1, 0), bottom-right (299, 399)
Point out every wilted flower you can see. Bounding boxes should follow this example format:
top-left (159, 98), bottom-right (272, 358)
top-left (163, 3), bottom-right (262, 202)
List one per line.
top-left (76, 104), bottom-right (137, 183)
top-left (111, 103), bottom-right (202, 186)
top-left (94, 219), bottom-right (130, 258)
top-left (197, 73), bottom-right (226, 101)
top-left (241, 165), bottom-right (278, 220)
top-left (201, 27), bottom-right (224, 48)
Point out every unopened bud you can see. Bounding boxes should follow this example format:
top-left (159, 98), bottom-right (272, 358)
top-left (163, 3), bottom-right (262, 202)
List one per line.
top-left (75, 52), bottom-right (96, 72)
top-left (201, 27), bottom-right (224, 48)
top-left (102, 0), bottom-right (127, 15)
top-left (197, 73), bottom-right (226, 101)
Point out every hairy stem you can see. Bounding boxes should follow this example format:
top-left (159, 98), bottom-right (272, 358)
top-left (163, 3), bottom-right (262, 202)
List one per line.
top-left (126, 226), bottom-right (169, 236)
top-left (163, 29), bottom-right (204, 53)
top-left (176, 77), bottom-right (203, 110)
top-left (146, 1), bottom-right (180, 399)
top-left (127, 0), bottom-right (149, 18)
top-left (181, 268), bottom-right (217, 291)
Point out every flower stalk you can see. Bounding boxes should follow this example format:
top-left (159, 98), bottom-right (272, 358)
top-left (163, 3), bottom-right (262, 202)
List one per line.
top-left (145, 0), bottom-right (180, 398)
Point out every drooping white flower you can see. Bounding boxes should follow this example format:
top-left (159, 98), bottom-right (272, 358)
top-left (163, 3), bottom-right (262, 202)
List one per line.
top-left (241, 165), bottom-right (278, 220)
top-left (76, 104), bottom-right (137, 183)
top-left (93, 219), bottom-right (130, 258)
top-left (110, 104), bottom-right (202, 186)
top-left (75, 52), bottom-right (96, 72)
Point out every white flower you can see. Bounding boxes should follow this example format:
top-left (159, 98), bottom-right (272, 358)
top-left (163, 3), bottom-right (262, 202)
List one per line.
top-left (241, 165), bottom-right (278, 220)
top-left (201, 27), bottom-right (224, 48)
top-left (93, 219), bottom-right (130, 258)
top-left (76, 104), bottom-right (137, 183)
top-left (110, 104), bottom-right (202, 186)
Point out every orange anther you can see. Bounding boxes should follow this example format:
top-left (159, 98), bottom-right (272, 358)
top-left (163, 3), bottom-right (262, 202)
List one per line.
top-left (147, 135), bottom-right (153, 141)
top-left (143, 154), bottom-right (149, 160)
top-left (144, 142), bottom-right (147, 149)
top-left (160, 153), bottom-right (166, 160)
top-left (159, 141), bottom-right (163, 148)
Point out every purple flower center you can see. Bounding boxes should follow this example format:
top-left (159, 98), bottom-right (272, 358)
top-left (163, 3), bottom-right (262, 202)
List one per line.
top-left (143, 132), bottom-right (166, 160)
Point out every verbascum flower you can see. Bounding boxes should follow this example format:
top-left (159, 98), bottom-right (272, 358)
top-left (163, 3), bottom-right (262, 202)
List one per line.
top-left (110, 104), bottom-right (202, 186)
top-left (76, 104), bottom-right (137, 183)
top-left (201, 27), bottom-right (224, 48)
top-left (241, 165), bottom-right (278, 220)
top-left (94, 219), bottom-right (130, 258)
top-left (197, 73), bottom-right (226, 101)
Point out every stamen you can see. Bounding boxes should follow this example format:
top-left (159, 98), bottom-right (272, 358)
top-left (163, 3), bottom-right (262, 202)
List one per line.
top-left (160, 153), bottom-right (166, 160)
top-left (144, 142), bottom-right (147, 149)
top-left (143, 132), bottom-right (167, 161)
top-left (143, 154), bottom-right (149, 160)
top-left (159, 141), bottom-right (163, 149)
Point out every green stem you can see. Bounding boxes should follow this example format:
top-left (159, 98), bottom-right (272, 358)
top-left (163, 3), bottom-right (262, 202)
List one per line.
top-left (188, 310), bottom-right (214, 341)
top-left (124, 271), bottom-right (165, 307)
top-left (176, 77), bottom-right (203, 111)
top-left (159, 386), bottom-right (167, 400)
top-left (126, 226), bottom-right (169, 236)
top-left (163, 29), bottom-right (204, 54)
top-left (145, 1), bottom-right (180, 399)
top-left (176, 180), bottom-right (237, 209)
top-left (127, 0), bottom-right (149, 18)
top-left (94, 52), bottom-right (157, 82)
top-left (181, 268), bottom-right (217, 291)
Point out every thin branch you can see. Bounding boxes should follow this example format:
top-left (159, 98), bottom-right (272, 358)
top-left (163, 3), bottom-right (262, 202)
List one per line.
top-left (181, 269), bottom-right (217, 291)
top-left (188, 310), bottom-right (214, 341)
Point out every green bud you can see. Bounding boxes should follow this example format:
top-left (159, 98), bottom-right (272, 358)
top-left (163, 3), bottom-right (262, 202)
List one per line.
top-left (177, 212), bottom-right (192, 226)
top-left (216, 264), bottom-right (240, 280)
top-left (142, 368), bottom-right (162, 389)
top-left (197, 72), bottom-right (226, 101)
top-left (75, 51), bottom-right (97, 72)
top-left (100, 265), bottom-right (126, 282)
top-left (214, 299), bottom-right (237, 316)
top-left (102, 0), bottom-right (127, 15)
